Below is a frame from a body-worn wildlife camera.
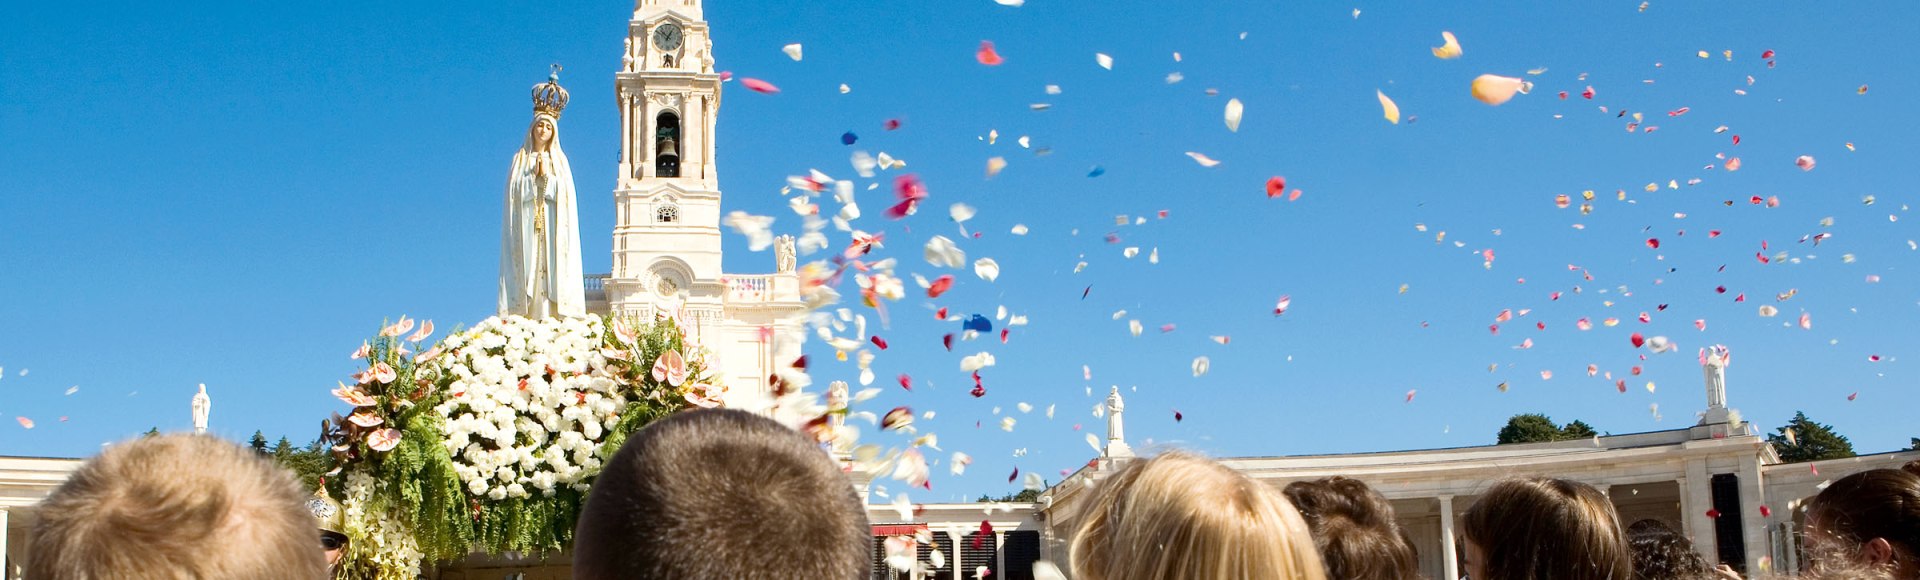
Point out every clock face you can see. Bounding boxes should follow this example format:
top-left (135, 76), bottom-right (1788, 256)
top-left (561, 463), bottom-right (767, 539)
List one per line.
top-left (652, 23), bottom-right (683, 51)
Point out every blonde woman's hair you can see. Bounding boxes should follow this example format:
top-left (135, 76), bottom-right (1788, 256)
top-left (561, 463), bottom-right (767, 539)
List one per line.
top-left (28, 433), bottom-right (327, 580)
top-left (1071, 451), bottom-right (1329, 580)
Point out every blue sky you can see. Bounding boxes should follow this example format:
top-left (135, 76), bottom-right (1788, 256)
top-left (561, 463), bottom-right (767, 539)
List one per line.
top-left (3, 0), bottom-right (1917, 500)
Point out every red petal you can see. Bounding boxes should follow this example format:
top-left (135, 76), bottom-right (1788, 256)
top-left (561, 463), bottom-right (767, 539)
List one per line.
top-left (898, 374), bottom-right (912, 391)
top-left (1000, 329), bottom-right (1010, 343)
top-left (1630, 333), bottom-right (1646, 348)
top-left (871, 335), bottom-right (889, 350)
top-left (927, 276), bottom-right (954, 298)
top-left (1759, 505), bottom-right (1773, 517)
top-left (1265, 176), bottom-right (1287, 198)
top-left (1646, 238), bottom-right (1660, 249)
top-left (1706, 509), bottom-right (1722, 519)
top-left (975, 41), bottom-right (1005, 66)
top-left (943, 334), bottom-right (954, 351)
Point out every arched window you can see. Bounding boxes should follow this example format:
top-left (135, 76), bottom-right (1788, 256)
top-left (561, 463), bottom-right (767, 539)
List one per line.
top-left (656, 204), bottom-right (679, 223)
top-left (655, 112), bottom-right (681, 178)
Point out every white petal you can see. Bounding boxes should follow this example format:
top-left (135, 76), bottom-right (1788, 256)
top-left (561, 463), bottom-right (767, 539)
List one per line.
top-left (1224, 98), bottom-right (1244, 132)
top-left (782, 43), bottom-right (803, 61)
top-left (973, 258), bottom-right (1000, 282)
top-left (1095, 53), bottom-right (1113, 70)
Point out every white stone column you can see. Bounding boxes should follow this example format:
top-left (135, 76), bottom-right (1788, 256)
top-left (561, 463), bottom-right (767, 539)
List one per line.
top-left (1684, 460), bottom-right (1718, 565)
top-left (994, 530), bottom-right (1006, 577)
top-left (1439, 495), bottom-right (1459, 580)
top-left (1, 507), bottom-right (9, 580)
top-left (1739, 458), bottom-right (1767, 573)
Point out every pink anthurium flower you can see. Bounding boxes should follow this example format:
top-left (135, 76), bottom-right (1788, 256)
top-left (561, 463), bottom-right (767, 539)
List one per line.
top-left (366, 428), bottom-right (402, 452)
top-left (333, 385), bottom-right (377, 407)
top-left (406, 320), bottom-right (435, 343)
top-left (347, 411), bottom-right (385, 428)
top-left (652, 349), bottom-right (689, 387)
top-left (350, 342), bottom-right (371, 359)
top-left (370, 362), bottom-right (397, 384)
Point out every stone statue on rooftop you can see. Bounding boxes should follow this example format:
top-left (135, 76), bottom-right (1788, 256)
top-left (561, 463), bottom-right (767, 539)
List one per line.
top-left (1104, 386), bottom-right (1132, 458)
top-left (191, 383), bottom-right (211, 434)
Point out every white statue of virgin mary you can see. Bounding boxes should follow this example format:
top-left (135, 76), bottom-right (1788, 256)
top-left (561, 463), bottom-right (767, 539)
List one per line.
top-left (500, 67), bottom-right (586, 319)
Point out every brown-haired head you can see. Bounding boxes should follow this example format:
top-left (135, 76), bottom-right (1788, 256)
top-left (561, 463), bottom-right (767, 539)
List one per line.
top-left (28, 433), bottom-right (327, 580)
top-left (1071, 451), bottom-right (1328, 580)
top-left (1461, 477), bottom-right (1631, 580)
top-left (1624, 518), bottom-right (1710, 580)
top-left (573, 408), bottom-right (870, 580)
top-left (1283, 477), bottom-right (1420, 580)
top-left (1804, 460), bottom-right (1920, 579)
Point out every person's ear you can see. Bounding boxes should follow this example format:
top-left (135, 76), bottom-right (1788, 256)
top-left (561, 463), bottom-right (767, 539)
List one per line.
top-left (1864, 537), bottom-right (1896, 566)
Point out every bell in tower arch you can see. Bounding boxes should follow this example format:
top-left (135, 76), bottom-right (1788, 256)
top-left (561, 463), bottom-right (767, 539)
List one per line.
top-left (654, 111), bottom-right (681, 178)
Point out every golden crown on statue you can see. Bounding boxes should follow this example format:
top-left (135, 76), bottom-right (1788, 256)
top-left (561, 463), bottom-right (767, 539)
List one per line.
top-left (531, 63), bottom-right (570, 118)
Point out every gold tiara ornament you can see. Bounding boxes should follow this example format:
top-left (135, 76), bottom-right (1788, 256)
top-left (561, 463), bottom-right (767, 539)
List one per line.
top-left (532, 64), bottom-right (569, 118)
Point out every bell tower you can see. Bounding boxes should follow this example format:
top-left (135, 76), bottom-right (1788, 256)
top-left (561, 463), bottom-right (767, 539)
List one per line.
top-left (607, 0), bottom-right (724, 324)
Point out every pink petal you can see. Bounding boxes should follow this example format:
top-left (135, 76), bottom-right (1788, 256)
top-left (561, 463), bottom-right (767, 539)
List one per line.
top-left (740, 77), bottom-right (780, 94)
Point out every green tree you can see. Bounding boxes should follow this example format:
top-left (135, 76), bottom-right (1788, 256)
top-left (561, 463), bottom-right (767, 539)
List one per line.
top-left (1561, 420), bottom-right (1599, 439)
top-left (1766, 411), bottom-right (1857, 463)
top-left (1496, 414), bottom-right (1599, 444)
top-left (269, 436), bottom-right (333, 489)
top-left (977, 488), bottom-right (1044, 503)
top-left (249, 430), bottom-right (269, 455)
top-left (142, 427), bottom-right (160, 438)
top-left (1909, 437), bottom-right (1918, 451)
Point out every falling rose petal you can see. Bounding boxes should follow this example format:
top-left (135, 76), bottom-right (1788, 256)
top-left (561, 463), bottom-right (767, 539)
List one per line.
top-left (1869, 355), bottom-right (1883, 362)
top-left (1273, 295), bottom-right (1291, 316)
top-left (1431, 31), bottom-right (1462, 59)
top-left (1799, 313), bottom-right (1812, 329)
top-left (1587, 364), bottom-right (1598, 377)
top-left (842, 131), bottom-right (858, 145)
top-left (1630, 333), bottom-right (1647, 348)
top-left (1184, 152), bottom-right (1222, 167)
top-left (1848, 392), bottom-right (1859, 401)
top-left (1173, 409), bottom-right (1183, 422)
top-left (1646, 238), bottom-right (1660, 249)
top-left (1377, 90), bottom-right (1401, 124)
top-left (1192, 356), bottom-right (1210, 377)
top-left (1405, 389), bottom-right (1417, 403)
top-left (782, 43), bottom-right (803, 61)
top-left (740, 78), bottom-right (780, 94)
top-left (1095, 53), bottom-right (1113, 70)
top-left (1471, 74), bottom-right (1530, 105)
top-left (976, 41), bottom-right (1005, 66)
top-left (898, 374), bottom-right (912, 391)
top-left (1224, 98), bottom-right (1244, 132)
top-left (928, 275), bottom-right (954, 298)
top-left (1210, 335), bottom-right (1230, 345)
top-left (1796, 155), bottom-right (1816, 171)
top-left (1288, 189), bottom-right (1302, 201)
top-left (973, 258), bottom-right (1000, 282)
top-left (1760, 505), bottom-right (1773, 518)
top-left (1541, 370), bottom-right (1553, 380)
top-left (1706, 509), bottom-right (1722, 519)
top-left (1266, 176), bottom-right (1287, 198)
top-left (1576, 318), bottom-right (1593, 331)
top-left (1695, 319), bottom-right (1707, 331)
top-left (871, 336), bottom-right (889, 350)
top-left (15, 417), bottom-right (33, 429)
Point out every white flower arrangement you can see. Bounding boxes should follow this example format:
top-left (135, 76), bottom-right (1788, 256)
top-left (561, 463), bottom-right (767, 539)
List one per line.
top-left (340, 472), bottom-right (424, 580)
top-left (427, 315), bottom-right (701, 499)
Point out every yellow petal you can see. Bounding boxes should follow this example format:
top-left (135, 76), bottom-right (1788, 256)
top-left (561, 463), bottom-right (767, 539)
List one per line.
top-left (1377, 90), bottom-right (1400, 124)
top-left (1471, 74), bottom-right (1528, 106)
top-left (986, 156), bottom-right (1007, 178)
top-left (1431, 31), bottom-right (1462, 59)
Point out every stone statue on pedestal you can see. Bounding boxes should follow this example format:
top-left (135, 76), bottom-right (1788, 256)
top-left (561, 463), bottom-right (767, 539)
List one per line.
top-left (1698, 345), bottom-right (1733, 426)
top-left (191, 384), bottom-right (211, 434)
top-left (774, 235), bottom-right (797, 273)
top-left (500, 66), bottom-right (586, 319)
top-left (1104, 386), bottom-right (1132, 458)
